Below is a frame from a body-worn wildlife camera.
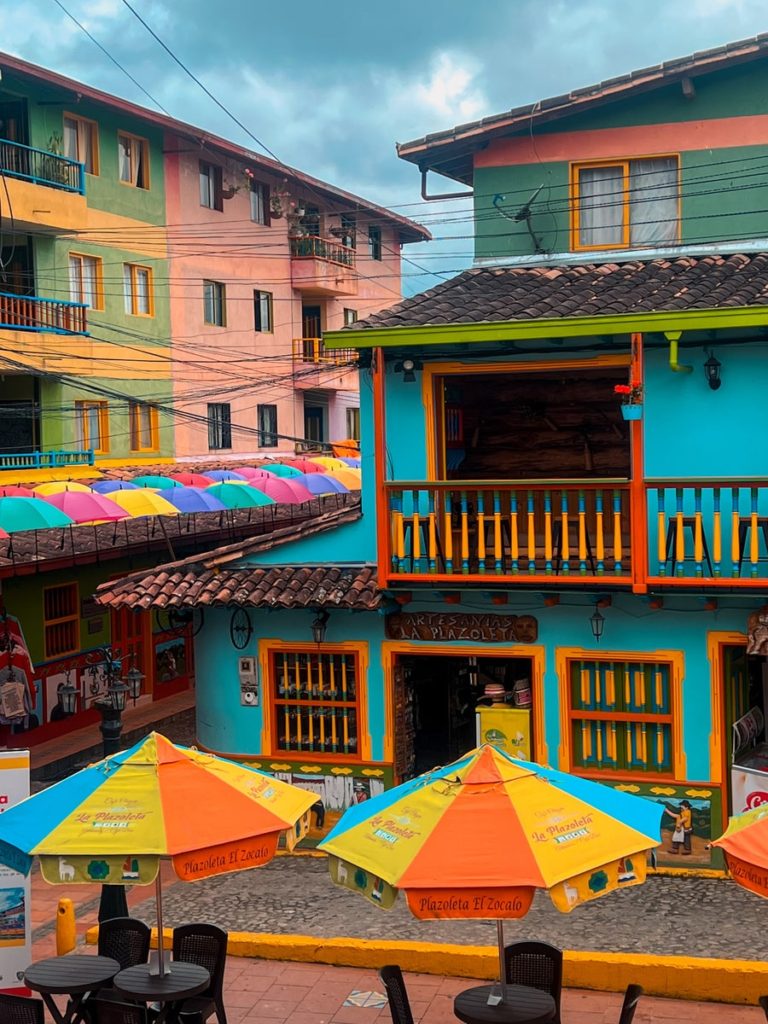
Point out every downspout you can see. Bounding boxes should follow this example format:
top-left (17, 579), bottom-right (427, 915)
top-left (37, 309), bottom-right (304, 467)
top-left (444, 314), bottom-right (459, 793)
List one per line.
top-left (665, 331), bottom-right (693, 373)
top-left (420, 168), bottom-right (473, 201)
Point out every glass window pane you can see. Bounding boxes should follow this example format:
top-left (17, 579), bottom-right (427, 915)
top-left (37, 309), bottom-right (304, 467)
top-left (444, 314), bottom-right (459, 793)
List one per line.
top-left (68, 256), bottom-right (81, 304)
top-left (118, 136), bottom-right (132, 183)
top-left (200, 164), bottom-right (211, 207)
top-left (63, 118), bottom-right (78, 162)
top-left (81, 121), bottom-right (95, 174)
top-left (250, 183), bottom-right (265, 223)
top-left (136, 269), bottom-right (150, 314)
top-left (123, 265), bottom-right (132, 313)
top-left (578, 166), bottom-right (624, 247)
top-left (81, 257), bottom-right (97, 308)
top-left (629, 158), bottom-right (678, 245)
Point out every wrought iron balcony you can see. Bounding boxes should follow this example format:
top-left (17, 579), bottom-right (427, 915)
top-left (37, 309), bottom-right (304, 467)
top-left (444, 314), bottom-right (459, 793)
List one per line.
top-left (0, 292), bottom-right (87, 335)
top-left (0, 139), bottom-right (85, 194)
top-left (290, 235), bottom-right (358, 296)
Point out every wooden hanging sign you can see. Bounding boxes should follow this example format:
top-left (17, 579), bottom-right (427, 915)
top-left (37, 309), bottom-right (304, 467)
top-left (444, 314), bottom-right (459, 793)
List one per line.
top-left (385, 612), bottom-right (538, 644)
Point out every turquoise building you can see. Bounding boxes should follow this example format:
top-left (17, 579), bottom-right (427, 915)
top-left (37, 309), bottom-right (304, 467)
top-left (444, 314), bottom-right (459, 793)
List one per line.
top-left (98, 36), bottom-right (768, 867)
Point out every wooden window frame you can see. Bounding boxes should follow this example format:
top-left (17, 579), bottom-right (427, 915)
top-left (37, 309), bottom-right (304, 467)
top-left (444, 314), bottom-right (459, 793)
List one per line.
top-left (249, 180), bottom-right (271, 225)
top-left (343, 307), bottom-right (358, 327)
top-left (207, 402), bottom-right (232, 450)
top-left (117, 131), bottom-right (150, 189)
top-left (346, 406), bottom-right (361, 441)
top-left (129, 401), bottom-right (159, 452)
top-left (259, 640), bottom-right (370, 761)
top-left (63, 113), bottom-right (99, 175)
top-left (556, 647), bottom-right (685, 781)
top-left (68, 252), bottom-right (104, 310)
top-left (199, 161), bottom-right (224, 212)
top-left (75, 399), bottom-right (109, 454)
top-left (257, 403), bottom-right (278, 448)
top-left (123, 263), bottom-right (154, 317)
top-left (43, 581), bottom-right (80, 659)
top-left (253, 289), bottom-right (273, 332)
top-left (203, 280), bottom-right (226, 326)
top-left (368, 225), bottom-right (382, 261)
top-left (569, 155), bottom-right (681, 253)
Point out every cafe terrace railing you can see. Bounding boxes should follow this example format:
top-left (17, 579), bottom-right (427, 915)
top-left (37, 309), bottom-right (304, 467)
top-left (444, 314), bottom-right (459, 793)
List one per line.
top-left (0, 292), bottom-right (88, 334)
top-left (289, 235), bottom-right (356, 267)
top-left (292, 337), bottom-right (359, 366)
top-left (385, 481), bottom-right (631, 582)
top-left (646, 480), bottom-right (768, 582)
top-left (0, 138), bottom-right (85, 194)
top-left (0, 450), bottom-right (95, 471)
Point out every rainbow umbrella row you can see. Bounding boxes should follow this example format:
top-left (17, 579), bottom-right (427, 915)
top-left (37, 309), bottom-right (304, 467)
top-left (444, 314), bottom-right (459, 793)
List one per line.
top-left (0, 457), bottom-right (360, 533)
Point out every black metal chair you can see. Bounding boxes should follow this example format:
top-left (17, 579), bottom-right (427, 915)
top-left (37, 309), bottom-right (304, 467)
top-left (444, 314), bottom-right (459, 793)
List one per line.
top-left (617, 984), bottom-right (643, 1024)
top-left (0, 994), bottom-right (44, 1024)
top-left (759, 995), bottom-right (768, 1020)
top-left (87, 999), bottom-right (148, 1024)
top-left (173, 923), bottom-right (228, 1024)
top-left (504, 941), bottom-right (563, 1024)
top-left (379, 966), bottom-right (414, 1024)
top-left (98, 917), bottom-right (152, 971)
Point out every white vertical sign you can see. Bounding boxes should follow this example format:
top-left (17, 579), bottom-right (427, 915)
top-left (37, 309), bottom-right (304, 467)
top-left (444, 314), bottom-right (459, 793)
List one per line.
top-left (0, 751), bottom-right (30, 993)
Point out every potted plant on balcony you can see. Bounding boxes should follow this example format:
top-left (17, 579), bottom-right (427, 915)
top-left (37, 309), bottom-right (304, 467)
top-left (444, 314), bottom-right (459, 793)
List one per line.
top-left (614, 379), bottom-right (644, 420)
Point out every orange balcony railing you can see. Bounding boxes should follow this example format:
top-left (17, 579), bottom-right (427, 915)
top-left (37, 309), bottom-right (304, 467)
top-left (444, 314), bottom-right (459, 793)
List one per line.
top-left (385, 481), bottom-right (631, 582)
top-left (0, 291), bottom-right (87, 335)
top-left (293, 337), bottom-right (359, 366)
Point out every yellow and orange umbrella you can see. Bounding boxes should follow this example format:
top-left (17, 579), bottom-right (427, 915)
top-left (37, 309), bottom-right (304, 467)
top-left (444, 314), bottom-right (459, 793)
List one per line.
top-left (310, 456), bottom-right (348, 471)
top-left (109, 490), bottom-right (179, 517)
top-left (325, 468), bottom-right (361, 490)
top-left (0, 733), bottom-right (317, 974)
top-left (34, 481), bottom-right (93, 495)
top-left (713, 804), bottom-right (768, 898)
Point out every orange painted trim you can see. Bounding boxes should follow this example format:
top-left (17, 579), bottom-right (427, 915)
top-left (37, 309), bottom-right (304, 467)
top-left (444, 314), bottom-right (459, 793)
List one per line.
top-left (707, 631), bottom-right (747, 805)
top-left (382, 640), bottom-right (548, 765)
top-left (372, 348), bottom-right (389, 590)
top-left (646, 576), bottom-right (768, 588)
top-left (555, 646), bottom-right (686, 778)
top-left (475, 116), bottom-right (768, 168)
top-left (629, 333), bottom-right (648, 594)
top-left (387, 573), bottom-right (632, 586)
top-left (257, 640), bottom-right (371, 762)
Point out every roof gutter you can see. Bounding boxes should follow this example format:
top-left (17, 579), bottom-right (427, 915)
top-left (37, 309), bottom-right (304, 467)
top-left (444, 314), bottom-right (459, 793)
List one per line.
top-left (420, 168), bottom-right (473, 202)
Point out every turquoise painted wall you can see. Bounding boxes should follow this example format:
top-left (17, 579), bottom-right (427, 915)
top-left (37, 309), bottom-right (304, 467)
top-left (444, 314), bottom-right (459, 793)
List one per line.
top-left (194, 607), bottom-right (388, 761)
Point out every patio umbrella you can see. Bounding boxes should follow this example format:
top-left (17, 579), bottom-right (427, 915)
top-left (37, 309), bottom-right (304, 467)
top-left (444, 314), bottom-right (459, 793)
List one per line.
top-left (40, 491), bottom-right (128, 524)
top-left (109, 490), bottom-right (179, 518)
top-left (247, 477), bottom-right (313, 504)
top-left (262, 464), bottom-right (302, 478)
top-left (320, 745), bottom-right (662, 1002)
top-left (0, 732), bottom-right (317, 976)
top-left (279, 459), bottom-right (326, 474)
top-left (713, 804), bottom-right (768, 898)
top-left (34, 481), bottom-right (93, 495)
top-left (168, 472), bottom-right (215, 488)
top-left (311, 456), bottom-right (349, 471)
top-left (292, 473), bottom-right (349, 496)
top-left (91, 480), bottom-right (140, 494)
top-left (0, 497), bottom-right (75, 533)
top-left (131, 475), bottom-right (184, 489)
top-left (205, 483), bottom-right (275, 509)
top-left (204, 470), bottom-right (248, 482)
top-left (325, 468), bottom-right (361, 490)
top-left (338, 457), bottom-right (361, 468)
top-left (0, 486), bottom-right (36, 497)
top-left (232, 466), bottom-right (276, 480)
top-left (156, 487), bottom-right (227, 513)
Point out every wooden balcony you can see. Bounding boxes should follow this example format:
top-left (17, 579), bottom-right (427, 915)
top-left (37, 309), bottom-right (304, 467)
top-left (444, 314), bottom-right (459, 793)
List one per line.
top-left (290, 235), bottom-right (358, 296)
top-left (0, 292), bottom-right (87, 335)
top-left (383, 479), bottom-right (768, 589)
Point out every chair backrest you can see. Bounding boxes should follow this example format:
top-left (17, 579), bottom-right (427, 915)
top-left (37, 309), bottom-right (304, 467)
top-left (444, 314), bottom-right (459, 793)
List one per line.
top-left (0, 994), bottom-right (44, 1024)
top-left (173, 923), bottom-right (228, 1002)
top-left (379, 966), bottom-right (414, 1024)
top-left (759, 995), bottom-right (768, 1021)
top-left (98, 917), bottom-right (151, 971)
top-left (88, 998), bottom-right (148, 1024)
top-left (618, 984), bottom-right (643, 1024)
top-left (504, 941), bottom-right (563, 1020)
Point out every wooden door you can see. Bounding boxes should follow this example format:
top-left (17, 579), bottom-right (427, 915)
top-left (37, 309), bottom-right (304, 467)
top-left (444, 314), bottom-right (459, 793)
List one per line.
top-left (392, 661), bottom-right (416, 784)
top-left (111, 608), bottom-right (150, 698)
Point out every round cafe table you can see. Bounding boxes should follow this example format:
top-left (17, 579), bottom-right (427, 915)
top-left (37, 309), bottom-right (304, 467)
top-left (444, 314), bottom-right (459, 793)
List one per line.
top-left (113, 962), bottom-right (210, 1024)
top-left (24, 954), bottom-right (120, 1024)
top-left (454, 983), bottom-right (556, 1024)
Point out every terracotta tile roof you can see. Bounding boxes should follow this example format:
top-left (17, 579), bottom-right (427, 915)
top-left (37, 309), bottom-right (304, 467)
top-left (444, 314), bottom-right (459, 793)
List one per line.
top-left (346, 254), bottom-right (768, 331)
top-left (94, 502), bottom-right (377, 610)
top-left (398, 35), bottom-right (768, 182)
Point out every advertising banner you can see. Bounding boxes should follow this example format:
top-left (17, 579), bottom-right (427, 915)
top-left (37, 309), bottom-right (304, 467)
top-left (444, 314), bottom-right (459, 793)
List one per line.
top-left (0, 751), bottom-right (30, 993)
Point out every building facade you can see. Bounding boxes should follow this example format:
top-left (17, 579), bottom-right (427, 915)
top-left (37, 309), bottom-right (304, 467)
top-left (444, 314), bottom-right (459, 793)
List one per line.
top-left (95, 37), bottom-right (768, 869)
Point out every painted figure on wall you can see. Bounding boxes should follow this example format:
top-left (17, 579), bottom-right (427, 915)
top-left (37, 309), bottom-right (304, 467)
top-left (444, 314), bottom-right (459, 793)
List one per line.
top-left (666, 799), bottom-right (693, 855)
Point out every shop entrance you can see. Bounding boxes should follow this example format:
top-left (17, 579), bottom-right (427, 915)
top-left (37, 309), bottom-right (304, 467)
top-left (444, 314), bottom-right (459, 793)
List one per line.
top-left (395, 652), bottom-right (535, 776)
top-left (723, 643), bottom-right (768, 815)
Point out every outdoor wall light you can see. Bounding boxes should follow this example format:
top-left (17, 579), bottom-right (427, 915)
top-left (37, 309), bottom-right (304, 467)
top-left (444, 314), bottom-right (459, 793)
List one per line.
top-left (311, 609), bottom-right (330, 644)
top-left (107, 677), bottom-right (129, 712)
top-left (394, 357), bottom-right (423, 383)
top-left (704, 352), bottom-right (722, 390)
top-left (124, 666), bottom-right (145, 702)
top-left (589, 606), bottom-right (605, 643)
top-left (59, 677), bottom-right (78, 716)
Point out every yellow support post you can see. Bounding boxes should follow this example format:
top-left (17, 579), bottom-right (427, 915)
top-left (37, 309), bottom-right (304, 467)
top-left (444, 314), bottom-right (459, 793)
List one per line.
top-left (56, 898), bottom-right (76, 956)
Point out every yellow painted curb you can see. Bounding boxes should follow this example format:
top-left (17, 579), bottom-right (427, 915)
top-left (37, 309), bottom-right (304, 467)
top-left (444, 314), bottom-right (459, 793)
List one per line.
top-left (84, 928), bottom-right (768, 1005)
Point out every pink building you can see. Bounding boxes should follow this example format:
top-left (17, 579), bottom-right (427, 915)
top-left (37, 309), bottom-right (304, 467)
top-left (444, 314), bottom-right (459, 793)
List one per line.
top-left (163, 132), bottom-right (428, 459)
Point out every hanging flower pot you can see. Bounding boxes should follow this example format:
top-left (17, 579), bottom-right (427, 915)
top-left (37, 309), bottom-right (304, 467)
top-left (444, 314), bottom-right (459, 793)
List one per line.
top-left (621, 404), bottom-right (643, 421)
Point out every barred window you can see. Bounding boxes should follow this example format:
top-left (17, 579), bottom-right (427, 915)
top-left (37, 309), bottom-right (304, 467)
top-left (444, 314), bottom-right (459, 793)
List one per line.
top-left (44, 583), bottom-right (79, 659)
top-left (271, 649), bottom-right (359, 757)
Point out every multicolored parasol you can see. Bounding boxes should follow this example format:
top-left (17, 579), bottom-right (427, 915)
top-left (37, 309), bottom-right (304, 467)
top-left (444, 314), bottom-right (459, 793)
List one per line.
top-left (205, 483), bottom-right (275, 508)
top-left (40, 491), bottom-right (128, 524)
top-left (0, 497), bottom-right (75, 532)
top-left (713, 805), bottom-right (768, 898)
top-left (155, 487), bottom-right (227, 513)
top-left (34, 481), bottom-right (93, 495)
top-left (109, 490), bottom-right (180, 518)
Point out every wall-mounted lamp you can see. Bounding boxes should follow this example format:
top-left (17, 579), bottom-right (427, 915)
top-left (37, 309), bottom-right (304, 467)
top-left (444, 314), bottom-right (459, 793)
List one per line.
top-left (124, 666), bottom-right (145, 703)
top-left (58, 676), bottom-right (78, 716)
top-left (704, 351), bottom-right (722, 391)
top-left (311, 609), bottom-right (330, 644)
top-left (589, 606), bottom-right (605, 643)
top-left (394, 357), bottom-right (423, 383)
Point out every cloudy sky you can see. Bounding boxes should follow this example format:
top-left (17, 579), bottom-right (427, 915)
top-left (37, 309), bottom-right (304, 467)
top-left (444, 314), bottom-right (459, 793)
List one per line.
top-left (5, 0), bottom-right (768, 292)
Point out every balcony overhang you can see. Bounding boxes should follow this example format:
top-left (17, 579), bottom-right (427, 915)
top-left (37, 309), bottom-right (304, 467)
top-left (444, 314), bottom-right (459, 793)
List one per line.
top-left (291, 257), bottom-right (359, 297)
top-left (3, 175), bottom-right (87, 234)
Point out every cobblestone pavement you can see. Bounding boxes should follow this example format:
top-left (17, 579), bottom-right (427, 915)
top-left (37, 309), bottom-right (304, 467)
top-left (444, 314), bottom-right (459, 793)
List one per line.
top-left (124, 855), bottom-right (768, 961)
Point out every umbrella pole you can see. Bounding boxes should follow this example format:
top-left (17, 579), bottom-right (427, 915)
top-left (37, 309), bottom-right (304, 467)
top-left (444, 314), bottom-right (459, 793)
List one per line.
top-left (496, 919), bottom-right (506, 1003)
top-left (156, 872), bottom-right (168, 977)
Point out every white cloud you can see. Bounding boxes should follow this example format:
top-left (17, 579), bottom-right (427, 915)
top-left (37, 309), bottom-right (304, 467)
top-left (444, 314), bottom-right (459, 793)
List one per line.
top-left (413, 52), bottom-right (486, 120)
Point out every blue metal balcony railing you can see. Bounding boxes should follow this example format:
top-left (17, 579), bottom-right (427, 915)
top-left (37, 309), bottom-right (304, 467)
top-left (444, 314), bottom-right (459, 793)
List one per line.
top-left (0, 451), bottom-right (95, 471)
top-left (0, 292), bottom-right (87, 335)
top-left (0, 138), bottom-right (85, 195)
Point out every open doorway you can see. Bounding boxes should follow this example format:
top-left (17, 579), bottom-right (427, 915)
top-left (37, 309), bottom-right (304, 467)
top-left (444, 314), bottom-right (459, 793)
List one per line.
top-left (396, 652), bottom-right (535, 774)
top-left (724, 644), bottom-right (768, 815)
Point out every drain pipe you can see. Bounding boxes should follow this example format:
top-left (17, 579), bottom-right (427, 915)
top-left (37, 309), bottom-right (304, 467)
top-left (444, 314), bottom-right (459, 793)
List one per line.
top-left (665, 331), bottom-right (693, 373)
top-left (420, 168), bottom-right (473, 201)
